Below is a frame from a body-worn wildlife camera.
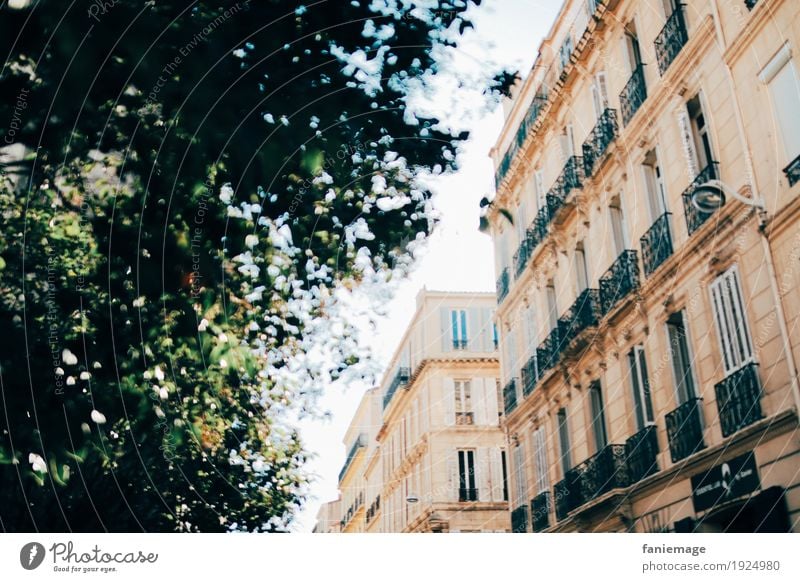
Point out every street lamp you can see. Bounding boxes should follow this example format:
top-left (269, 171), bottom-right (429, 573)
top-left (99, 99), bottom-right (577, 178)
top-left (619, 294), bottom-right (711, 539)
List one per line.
top-left (690, 179), bottom-right (765, 213)
top-left (406, 494), bottom-right (419, 504)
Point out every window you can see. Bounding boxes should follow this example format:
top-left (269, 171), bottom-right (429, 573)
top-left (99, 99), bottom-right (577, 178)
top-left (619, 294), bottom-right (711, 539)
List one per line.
top-left (575, 242), bottom-right (589, 293)
top-left (532, 426), bottom-right (550, 494)
top-left (760, 45), bottom-right (800, 162)
top-left (643, 148), bottom-right (669, 220)
top-left (710, 265), bottom-right (755, 375)
top-left (534, 170), bottom-right (546, 211)
top-left (451, 309), bottom-right (468, 349)
top-left (458, 450), bottom-right (477, 501)
top-left (501, 449), bottom-right (509, 501)
top-left (609, 197), bottom-right (629, 255)
top-left (512, 444), bottom-right (528, 506)
top-left (589, 381), bottom-right (608, 452)
top-left (624, 21), bottom-right (642, 72)
top-left (454, 380), bottom-right (473, 425)
top-left (687, 94), bottom-right (715, 171)
top-left (516, 198), bottom-right (528, 244)
top-left (557, 408), bottom-right (572, 474)
top-left (591, 71), bottom-right (609, 117)
top-left (560, 124), bottom-right (576, 160)
top-left (546, 281), bottom-right (558, 331)
top-left (667, 310), bottom-right (697, 404)
top-left (629, 346), bottom-right (655, 430)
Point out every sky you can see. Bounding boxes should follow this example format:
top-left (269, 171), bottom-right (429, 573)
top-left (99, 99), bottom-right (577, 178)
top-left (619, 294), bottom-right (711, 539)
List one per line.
top-left (294, 0), bottom-right (561, 532)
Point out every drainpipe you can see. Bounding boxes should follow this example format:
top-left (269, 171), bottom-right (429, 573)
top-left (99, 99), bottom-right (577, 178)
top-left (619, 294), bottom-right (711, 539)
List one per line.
top-left (709, 0), bottom-right (800, 416)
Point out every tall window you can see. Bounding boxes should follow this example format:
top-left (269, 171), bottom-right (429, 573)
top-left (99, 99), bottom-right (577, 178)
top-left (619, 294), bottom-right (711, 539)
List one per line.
top-left (532, 426), bottom-right (550, 494)
top-left (589, 381), bottom-right (608, 452)
top-left (501, 449), bottom-right (509, 502)
top-left (643, 148), bottom-right (669, 221)
top-left (591, 71), bottom-right (609, 117)
top-left (609, 197), bottom-right (629, 256)
top-left (560, 124), bottom-right (576, 160)
top-left (457, 450), bottom-right (477, 501)
top-left (687, 94), bottom-right (715, 171)
top-left (557, 408), bottom-right (572, 474)
top-left (575, 242), bottom-right (589, 293)
top-left (451, 309), bottom-right (468, 349)
top-left (454, 380), bottom-right (473, 425)
top-left (624, 21), bottom-right (642, 72)
top-left (546, 281), bottom-right (558, 331)
top-left (710, 265), bottom-right (755, 375)
top-left (513, 444), bottom-right (528, 507)
top-left (667, 310), bottom-right (696, 404)
top-left (629, 346), bottom-right (655, 430)
top-left (760, 45), bottom-right (800, 163)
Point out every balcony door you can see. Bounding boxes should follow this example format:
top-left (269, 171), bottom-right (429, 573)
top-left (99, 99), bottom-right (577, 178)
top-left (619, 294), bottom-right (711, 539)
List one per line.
top-left (575, 243), bottom-right (590, 294)
top-left (591, 72), bottom-right (609, 118)
top-left (609, 198), bottom-right (629, 256)
top-left (546, 281), bottom-right (559, 331)
top-left (629, 346), bottom-right (655, 430)
top-left (589, 381), bottom-right (608, 452)
top-left (666, 310), bottom-right (697, 405)
top-left (624, 21), bottom-right (643, 72)
top-left (687, 94), bottom-right (715, 173)
top-left (643, 148), bottom-right (669, 222)
top-left (458, 449), bottom-right (477, 501)
top-left (557, 408), bottom-right (572, 474)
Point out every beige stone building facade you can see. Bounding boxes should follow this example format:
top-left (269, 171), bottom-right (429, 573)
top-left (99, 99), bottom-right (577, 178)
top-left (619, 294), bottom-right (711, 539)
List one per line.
top-left (316, 290), bottom-right (510, 532)
top-left (488, 0), bottom-right (800, 533)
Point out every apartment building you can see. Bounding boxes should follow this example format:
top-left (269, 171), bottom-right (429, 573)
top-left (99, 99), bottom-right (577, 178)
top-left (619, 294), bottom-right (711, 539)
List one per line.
top-left (317, 289), bottom-right (510, 533)
top-left (312, 498), bottom-right (342, 533)
top-left (488, 0), bottom-right (800, 533)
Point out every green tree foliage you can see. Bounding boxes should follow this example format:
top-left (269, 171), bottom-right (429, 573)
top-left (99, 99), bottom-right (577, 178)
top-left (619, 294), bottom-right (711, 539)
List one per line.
top-left (0, 1), bottom-right (510, 531)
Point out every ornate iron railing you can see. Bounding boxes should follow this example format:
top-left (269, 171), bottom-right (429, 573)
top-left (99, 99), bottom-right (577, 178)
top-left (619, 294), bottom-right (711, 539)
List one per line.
top-left (513, 233), bottom-right (534, 278)
top-left (536, 327), bottom-right (562, 376)
top-left (626, 425), bottom-right (659, 484)
top-left (620, 64), bottom-right (647, 126)
top-left (715, 362), bottom-right (763, 437)
top-left (558, 288), bottom-right (601, 349)
top-left (382, 367), bottom-right (410, 409)
top-left (784, 154), bottom-right (800, 186)
top-left (577, 444), bottom-right (629, 503)
top-left (503, 378), bottom-right (519, 416)
top-left (640, 212), bottom-right (674, 277)
top-left (582, 109), bottom-right (619, 177)
top-left (554, 470), bottom-right (582, 521)
top-left (496, 268), bottom-right (510, 304)
top-left (665, 397), bottom-right (705, 462)
top-left (546, 156), bottom-right (584, 218)
top-left (521, 354), bottom-right (539, 397)
top-left (654, 6), bottom-right (688, 76)
top-left (495, 93), bottom-right (550, 187)
top-left (511, 505), bottom-right (529, 533)
top-left (682, 162), bottom-right (719, 235)
top-left (599, 250), bottom-right (640, 316)
top-left (339, 433), bottom-right (367, 482)
top-left (531, 491), bottom-right (551, 532)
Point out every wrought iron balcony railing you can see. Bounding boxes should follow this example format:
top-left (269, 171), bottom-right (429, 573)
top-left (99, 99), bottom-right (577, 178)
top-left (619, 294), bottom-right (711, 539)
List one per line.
top-left (382, 367), bottom-right (411, 409)
top-left (640, 212), bottom-right (674, 277)
top-left (546, 156), bottom-right (584, 218)
top-left (495, 93), bottom-right (549, 187)
top-left (654, 6), bottom-right (688, 76)
top-left (682, 162), bottom-right (719, 235)
top-left (521, 354), bottom-right (539, 397)
top-left (599, 250), bottom-right (640, 316)
top-left (626, 425), bottom-right (659, 484)
top-left (665, 397), bottom-right (705, 462)
top-left (511, 505), bottom-right (529, 533)
top-left (339, 433), bottom-right (368, 482)
top-left (620, 64), bottom-right (647, 126)
top-left (582, 108), bottom-right (619, 177)
top-left (554, 470), bottom-right (582, 521)
top-left (513, 233), bottom-right (534, 278)
top-left (784, 154), bottom-right (800, 186)
top-left (536, 327), bottom-right (562, 376)
top-left (503, 378), bottom-right (519, 416)
top-left (715, 362), bottom-right (763, 438)
top-left (529, 204), bottom-right (551, 249)
top-left (576, 444), bottom-right (629, 503)
top-left (459, 487), bottom-right (479, 502)
top-left (531, 491), bottom-right (551, 532)
top-left (558, 288), bottom-right (601, 350)
top-left (496, 268), bottom-right (510, 304)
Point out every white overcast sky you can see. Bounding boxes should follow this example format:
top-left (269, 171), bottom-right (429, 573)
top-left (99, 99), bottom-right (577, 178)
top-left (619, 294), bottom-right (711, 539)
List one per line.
top-left (294, 0), bottom-right (560, 532)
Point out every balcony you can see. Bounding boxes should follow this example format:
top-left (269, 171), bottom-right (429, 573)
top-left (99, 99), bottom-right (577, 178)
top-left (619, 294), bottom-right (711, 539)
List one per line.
top-left (546, 156), bottom-right (584, 219)
top-left (554, 471), bottom-right (582, 521)
top-left (536, 327), bottom-right (562, 376)
top-left (665, 397), bottom-right (705, 462)
top-left (496, 268), bottom-right (510, 304)
top-left (459, 487), bottom-right (479, 502)
top-left (620, 64), bottom-right (647, 126)
top-left (513, 233), bottom-right (534, 278)
top-left (531, 491), bottom-right (551, 532)
top-left (715, 362), bottom-right (763, 438)
top-left (582, 109), bottom-right (619, 177)
top-left (521, 354), bottom-right (539, 397)
top-left (654, 6), bottom-right (688, 76)
top-left (784, 154), bottom-right (800, 186)
top-left (495, 93), bottom-right (549, 187)
top-left (529, 205), bottom-right (551, 249)
top-left (626, 425), bottom-right (659, 484)
top-left (682, 162), bottom-right (719, 235)
top-left (558, 288), bottom-right (601, 352)
top-left (511, 505), bottom-right (529, 533)
top-left (338, 434), bottom-right (367, 482)
top-left (382, 367), bottom-right (411, 409)
top-left (503, 378), bottom-right (519, 416)
top-left (599, 250), bottom-right (640, 316)
top-left (640, 212), bottom-right (674, 277)
top-left (576, 444), bottom-right (629, 503)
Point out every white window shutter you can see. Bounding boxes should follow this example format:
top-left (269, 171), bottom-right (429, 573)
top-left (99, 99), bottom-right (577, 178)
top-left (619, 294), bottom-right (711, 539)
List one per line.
top-left (677, 108), bottom-right (699, 177)
top-left (447, 450), bottom-right (459, 501)
top-left (440, 307), bottom-right (452, 352)
top-left (443, 377), bottom-right (456, 426)
top-left (472, 377), bottom-right (487, 425)
top-left (477, 448), bottom-right (491, 502)
top-left (484, 377), bottom-right (499, 425)
top-left (489, 447), bottom-right (503, 501)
